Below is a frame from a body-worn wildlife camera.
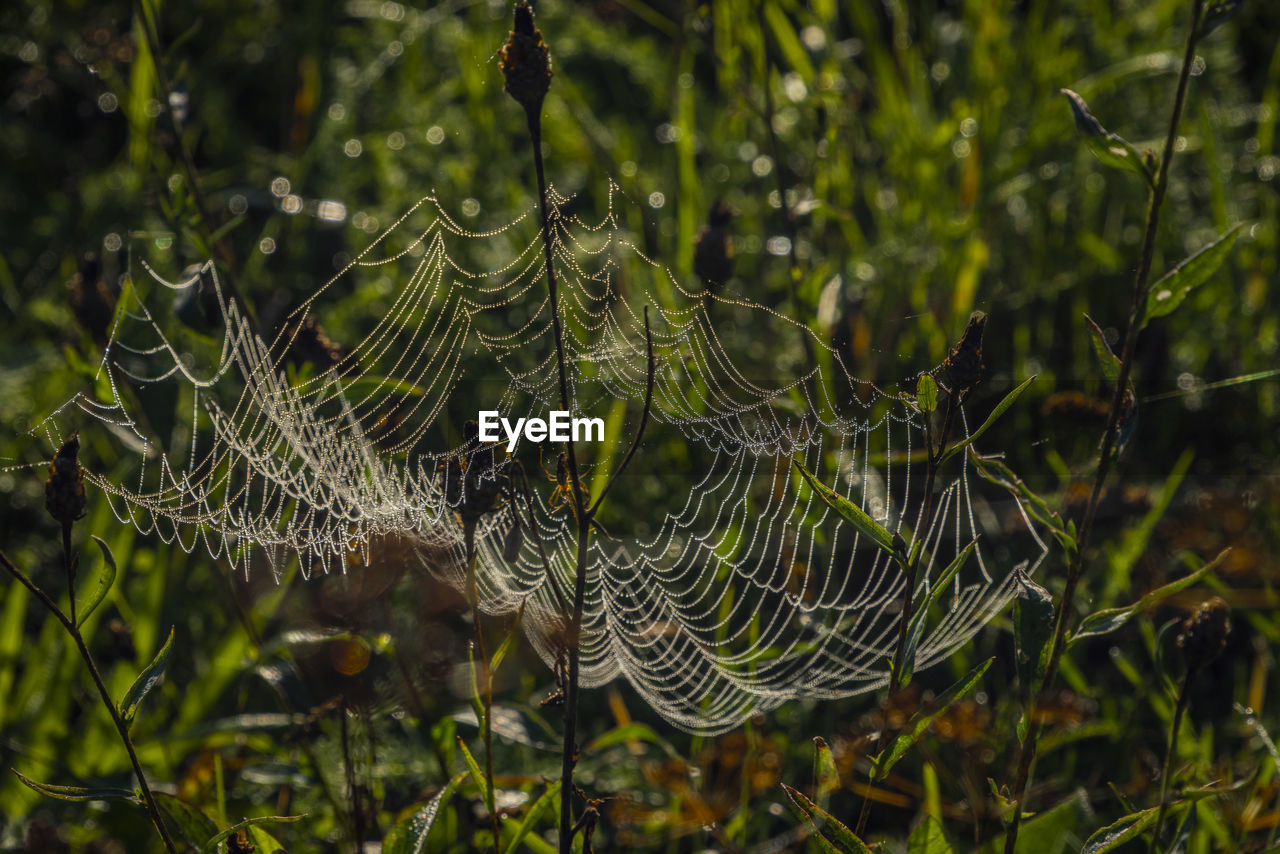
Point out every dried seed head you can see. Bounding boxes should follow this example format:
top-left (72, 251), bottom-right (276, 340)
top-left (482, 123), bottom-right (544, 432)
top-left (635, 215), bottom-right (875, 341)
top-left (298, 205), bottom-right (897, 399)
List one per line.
top-left (944, 311), bottom-right (987, 396)
top-left (498, 1), bottom-right (552, 117)
top-left (45, 434), bottom-right (87, 526)
top-left (1177, 596), bottom-right (1231, 672)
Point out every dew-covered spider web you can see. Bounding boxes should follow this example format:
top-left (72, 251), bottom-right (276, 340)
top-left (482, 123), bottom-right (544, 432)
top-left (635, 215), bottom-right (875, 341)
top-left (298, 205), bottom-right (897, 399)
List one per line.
top-left (38, 182), bottom-right (1045, 734)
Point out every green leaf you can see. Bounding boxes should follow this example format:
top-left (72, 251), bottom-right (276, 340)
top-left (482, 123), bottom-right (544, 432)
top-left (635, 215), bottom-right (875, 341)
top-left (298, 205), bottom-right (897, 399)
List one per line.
top-left (502, 781), bottom-right (559, 854)
top-left (1070, 548), bottom-right (1229, 646)
top-left (1079, 805), bottom-right (1161, 853)
top-left (917, 374), bottom-right (939, 413)
top-left (76, 536), bottom-right (118, 627)
top-left (14, 770), bottom-right (139, 804)
top-left (155, 792), bottom-right (219, 849)
top-left (457, 737), bottom-right (489, 804)
top-left (1013, 570), bottom-right (1055, 702)
top-left (1061, 89), bottom-right (1156, 186)
top-left (119, 626), bottom-right (175, 730)
top-left (879, 658), bottom-right (994, 775)
top-left (246, 825), bottom-right (287, 854)
top-left (490, 600), bottom-right (525, 675)
top-left (1083, 314), bottom-right (1122, 387)
top-left (793, 459), bottom-right (900, 558)
top-left (781, 783), bottom-right (873, 854)
top-left (383, 771), bottom-right (469, 854)
top-left (940, 376), bottom-right (1035, 463)
top-left (907, 815), bottom-right (954, 854)
top-left (901, 539), bottom-right (978, 685)
top-left (584, 721), bottom-right (680, 758)
top-left (202, 815), bottom-right (304, 852)
top-left (813, 736), bottom-right (840, 807)
top-left (983, 789), bottom-right (1089, 854)
top-left (1144, 224), bottom-right (1244, 325)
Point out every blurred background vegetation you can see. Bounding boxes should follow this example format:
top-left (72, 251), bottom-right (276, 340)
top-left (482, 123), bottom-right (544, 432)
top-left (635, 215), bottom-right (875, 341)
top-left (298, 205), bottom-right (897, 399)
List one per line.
top-left (1, 0), bottom-right (1278, 851)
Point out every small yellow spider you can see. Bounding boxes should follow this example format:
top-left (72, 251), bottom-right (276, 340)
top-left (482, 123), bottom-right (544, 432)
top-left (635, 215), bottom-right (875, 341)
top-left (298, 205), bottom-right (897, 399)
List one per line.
top-left (541, 447), bottom-right (591, 516)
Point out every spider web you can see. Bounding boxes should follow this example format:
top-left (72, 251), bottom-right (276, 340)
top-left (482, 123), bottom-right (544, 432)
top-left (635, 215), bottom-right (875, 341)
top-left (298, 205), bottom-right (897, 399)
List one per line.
top-left (38, 182), bottom-right (1045, 734)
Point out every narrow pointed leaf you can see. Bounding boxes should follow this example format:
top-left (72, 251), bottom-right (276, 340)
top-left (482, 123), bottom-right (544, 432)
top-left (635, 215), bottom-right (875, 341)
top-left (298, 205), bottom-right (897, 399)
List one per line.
top-left (1013, 570), bottom-right (1055, 700)
top-left (76, 535), bottom-right (118, 627)
top-left (880, 658), bottom-right (993, 775)
top-left (1083, 314), bottom-right (1122, 387)
top-left (1080, 805), bottom-right (1161, 853)
top-left (457, 737), bottom-right (489, 803)
top-left (907, 815), bottom-right (954, 853)
top-left (1144, 224), bottom-right (1244, 325)
top-left (813, 737), bottom-right (840, 806)
top-left (1167, 803), bottom-right (1197, 854)
top-left (781, 783), bottom-right (873, 854)
top-left (490, 600), bottom-right (525, 675)
top-left (940, 376), bottom-right (1035, 463)
top-left (119, 626), bottom-right (175, 729)
top-left (1062, 89), bottom-right (1156, 185)
top-left (383, 770), bottom-right (469, 854)
top-left (902, 539), bottom-right (978, 685)
top-left (794, 459), bottom-right (898, 556)
top-left (503, 781), bottom-right (560, 854)
top-left (14, 770), bottom-right (139, 804)
top-left (1070, 549), bottom-right (1229, 646)
top-left (203, 815), bottom-right (304, 852)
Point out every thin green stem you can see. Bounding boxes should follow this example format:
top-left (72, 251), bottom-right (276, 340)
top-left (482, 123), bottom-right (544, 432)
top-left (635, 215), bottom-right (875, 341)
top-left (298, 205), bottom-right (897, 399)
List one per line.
top-left (1002, 4), bottom-right (1204, 850)
top-left (1149, 673), bottom-right (1192, 854)
top-left (463, 523), bottom-right (501, 854)
top-left (855, 391), bottom-right (958, 836)
top-left (0, 549), bottom-right (179, 854)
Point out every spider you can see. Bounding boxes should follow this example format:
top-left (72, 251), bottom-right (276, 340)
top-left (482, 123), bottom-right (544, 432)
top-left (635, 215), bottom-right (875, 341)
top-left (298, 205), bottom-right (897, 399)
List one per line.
top-left (540, 447), bottom-right (591, 516)
top-left (540, 644), bottom-right (568, 708)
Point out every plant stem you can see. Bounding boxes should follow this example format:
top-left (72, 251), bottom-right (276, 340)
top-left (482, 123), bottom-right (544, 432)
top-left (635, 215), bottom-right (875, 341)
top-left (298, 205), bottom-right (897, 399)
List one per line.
top-left (521, 108), bottom-right (591, 854)
top-left (0, 549), bottom-right (179, 854)
top-left (1002, 5), bottom-right (1203, 850)
top-left (855, 392), bottom-right (958, 836)
top-left (1149, 672), bottom-right (1192, 854)
top-left (464, 522), bottom-right (501, 854)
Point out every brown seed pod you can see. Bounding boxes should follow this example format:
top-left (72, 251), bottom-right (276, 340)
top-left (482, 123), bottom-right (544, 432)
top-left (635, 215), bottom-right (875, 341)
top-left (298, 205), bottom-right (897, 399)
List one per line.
top-left (498, 1), bottom-right (552, 117)
top-left (1176, 596), bottom-right (1231, 673)
top-left (45, 434), bottom-right (87, 526)
top-left (943, 311), bottom-right (987, 397)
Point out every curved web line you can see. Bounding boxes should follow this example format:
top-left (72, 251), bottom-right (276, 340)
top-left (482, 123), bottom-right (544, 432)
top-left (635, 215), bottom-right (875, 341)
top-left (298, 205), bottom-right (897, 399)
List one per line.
top-left (37, 181), bottom-right (1047, 734)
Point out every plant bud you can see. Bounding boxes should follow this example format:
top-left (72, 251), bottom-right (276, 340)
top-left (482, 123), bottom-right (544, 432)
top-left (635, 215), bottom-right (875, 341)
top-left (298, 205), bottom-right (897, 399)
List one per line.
top-left (1177, 596), bottom-right (1231, 672)
top-left (498, 1), bottom-right (552, 117)
top-left (45, 435), bottom-right (87, 526)
top-left (944, 311), bottom-right (987, 396)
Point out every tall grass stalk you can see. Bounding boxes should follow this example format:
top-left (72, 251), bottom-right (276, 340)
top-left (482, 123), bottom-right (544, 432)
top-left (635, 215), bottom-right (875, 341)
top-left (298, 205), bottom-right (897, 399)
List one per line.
top-left (1003, 2), bottom-right (1206, 849)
